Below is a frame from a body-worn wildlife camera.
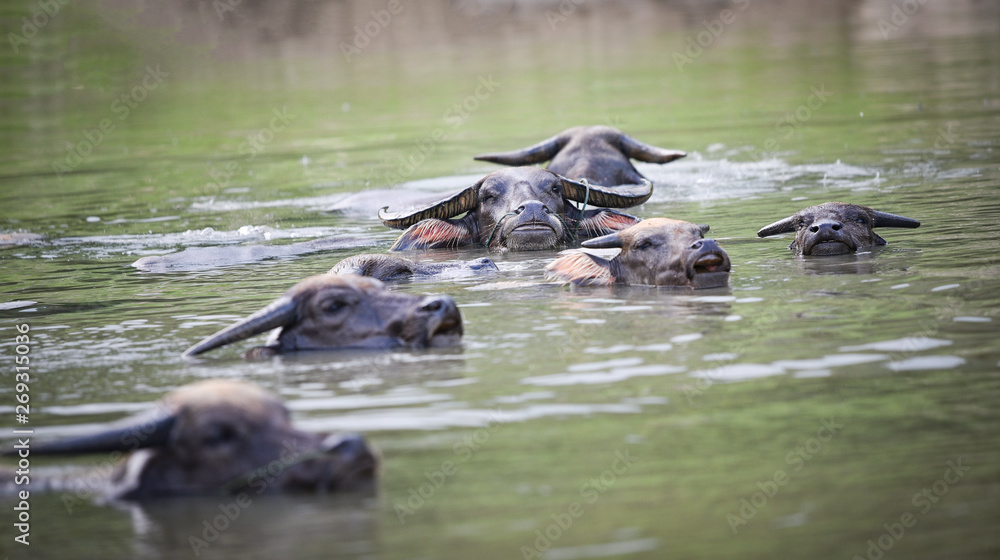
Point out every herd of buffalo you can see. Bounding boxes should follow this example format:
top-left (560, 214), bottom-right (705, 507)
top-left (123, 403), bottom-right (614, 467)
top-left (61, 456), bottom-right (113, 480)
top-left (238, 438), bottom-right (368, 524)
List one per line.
top-left (5, 126), bottom-right (921, 501)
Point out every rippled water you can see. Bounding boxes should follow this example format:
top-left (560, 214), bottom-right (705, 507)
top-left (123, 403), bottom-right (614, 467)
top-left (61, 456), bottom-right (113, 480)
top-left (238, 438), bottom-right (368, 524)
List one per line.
top-left (1, 1), bottom-right (999, 559)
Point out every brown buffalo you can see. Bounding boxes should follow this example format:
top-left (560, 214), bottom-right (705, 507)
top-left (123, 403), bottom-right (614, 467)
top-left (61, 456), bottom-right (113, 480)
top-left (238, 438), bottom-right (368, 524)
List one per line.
top-left (182, 274), bottom-right (462, 358)
top-left (17, 380), bottom-right (377, 500)
top-left (473, 126), bottom-right (686, 188)
top-left (757, 202), bottom-right (920, 256)
top-left (329, 254), bottom-right (498, 281)
top-left (378, 167), bottom-right (650, 252)
top-left (546, 218), bottom-right (731, 288)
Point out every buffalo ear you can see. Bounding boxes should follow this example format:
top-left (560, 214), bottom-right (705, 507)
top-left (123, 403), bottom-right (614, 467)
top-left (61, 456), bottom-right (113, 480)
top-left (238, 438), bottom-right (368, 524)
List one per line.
top-left (757, 215), bottom-right (798, 237)
top-left (575, 209), bottom-right (641, 240)
top-left (546, 251), bottom-right (615, 286)
top-left (389, 219), bottom-right (475, 251)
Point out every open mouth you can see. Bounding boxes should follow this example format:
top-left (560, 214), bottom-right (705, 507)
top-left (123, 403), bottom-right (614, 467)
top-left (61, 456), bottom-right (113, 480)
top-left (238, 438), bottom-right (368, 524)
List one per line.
top-left (687, 250), bottom-right (731, 289)
top-left (693, 253), bottom-right (727, 274)
top-left (428, 315), bottom-right (464, 347)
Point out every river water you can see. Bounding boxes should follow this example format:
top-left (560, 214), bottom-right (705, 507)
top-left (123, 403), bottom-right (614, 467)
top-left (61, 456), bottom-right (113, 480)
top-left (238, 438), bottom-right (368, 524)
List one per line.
top-left (1, 1), bottom-right (998, 559)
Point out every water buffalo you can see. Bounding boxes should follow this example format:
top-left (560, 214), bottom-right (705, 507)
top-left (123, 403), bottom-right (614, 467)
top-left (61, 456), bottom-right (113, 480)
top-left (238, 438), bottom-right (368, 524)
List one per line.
top-left (329, 254), bottom-right (498, 281)
top-left (757, 202), bottom-right (921, 256)
top-left (378, 167), bottom-right (651, 252)
top-left (10, 380), bottom-right (377, 500)
top-left (473, 126), bottom-right (686, 188)
top-left (182, 274), bottom-right (463, 358)
top-left (546, 218), bottom-right (731, 288)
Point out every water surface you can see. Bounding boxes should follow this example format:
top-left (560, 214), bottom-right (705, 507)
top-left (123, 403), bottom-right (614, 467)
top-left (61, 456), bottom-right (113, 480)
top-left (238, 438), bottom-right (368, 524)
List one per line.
top-left (1, 1), bottom-right (998, 559)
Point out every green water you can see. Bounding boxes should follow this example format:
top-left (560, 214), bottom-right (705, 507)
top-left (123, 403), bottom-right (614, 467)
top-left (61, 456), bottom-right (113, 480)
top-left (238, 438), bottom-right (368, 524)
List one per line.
top-left (1, 1), bottom-right (999, 559)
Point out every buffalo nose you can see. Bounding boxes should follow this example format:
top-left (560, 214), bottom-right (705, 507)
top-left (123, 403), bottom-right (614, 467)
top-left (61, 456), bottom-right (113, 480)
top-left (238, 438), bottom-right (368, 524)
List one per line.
top-left (322, 433), bottom-right (369, 461)
top-left (515, 200), bottom-right (551, 216)
top-left (692, 239), bottom-right (720, 251)
top-left (419, 295), bottom-right (458, 317)
top-left (809, 221), bottom-right (842, 233)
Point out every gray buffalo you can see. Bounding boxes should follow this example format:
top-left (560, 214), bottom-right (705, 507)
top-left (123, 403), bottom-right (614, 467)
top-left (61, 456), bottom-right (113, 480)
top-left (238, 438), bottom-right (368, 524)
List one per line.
top-left (329, 254), bottom-right (498, 281)
top-left (13, 380), bottom-right (377, 500)
top-left (183, 274), bottom-right (462, 358)
top-left (757, 202), bottom-right (920, 256)
top-left (546, 218), bottom-right (731, 288)
top-left (378, 167), bottom-right (651, 252)
top-left (473, 126), bottom-right (686, 188)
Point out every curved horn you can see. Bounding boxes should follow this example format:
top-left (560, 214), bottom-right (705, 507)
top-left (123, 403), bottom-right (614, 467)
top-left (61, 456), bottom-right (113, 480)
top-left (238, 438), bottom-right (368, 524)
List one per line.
top-left (698, 224), bottom-right (711, 234)
top-left (561, 177), bottom-right (652, 208)
top-left (757, 216), bottom-right (797, 237)
top-left (378, 184), bottom-right (480, 230)
top-left (581, 231), bottom-right (624, 249)
top-left (473, 133), bottom-right (566, 166)
top-left (872, 210), bottom-right (920, 229)
top-left (25, 415), bottom-right (176, 456)
top-left (618, 133), bottom-right (686, 163)
top-left (182, 296), bottom-right (297, 357)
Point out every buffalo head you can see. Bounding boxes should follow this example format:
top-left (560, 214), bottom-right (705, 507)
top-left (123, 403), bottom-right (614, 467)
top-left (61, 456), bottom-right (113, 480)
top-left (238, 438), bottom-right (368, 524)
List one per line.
top-left (546, 218), bottom-right (730, 288)
top-left (26, 380), bottom-right (377, 500)
top-left (329, 254), bottom-right (498, 282)
top-left (378, 167), bottom-right (650, 252)
top-left (182, 274), bottom-right (463, 358)
top-left (757, 202), bottom-right (920, 256)
top-left (473, 126), bottom-right (686, 188)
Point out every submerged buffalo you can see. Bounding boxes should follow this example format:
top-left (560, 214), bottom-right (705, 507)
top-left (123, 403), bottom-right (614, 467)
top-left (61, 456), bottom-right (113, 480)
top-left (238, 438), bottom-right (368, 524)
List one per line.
top-left (546, 218), bottom-right (731, 288)
top-left (473, 126), bottom-right (686, 188)
top-left (7, 380), bottom-right (377, 500)
top-left (378, 167), bottom-right (651, 252)
top-left (329, 254), bottom-right (498, 281)
top-left (757, 202), bottom-right (921, 256)
top-left (183, 274), bottom-right (463, 358)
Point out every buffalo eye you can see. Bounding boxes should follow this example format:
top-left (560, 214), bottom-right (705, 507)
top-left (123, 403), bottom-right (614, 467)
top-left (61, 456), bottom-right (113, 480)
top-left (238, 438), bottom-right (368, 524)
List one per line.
top-left (550, 183), bottom-right (561, 195)
top-left (322, 299), bottom-right (350, 314)
top-left (856, 216), bottom-right (868, 225)
top-left (635, 240), bottom-right (654, 250)
top-left (202, 423), bottom-right (239, 447)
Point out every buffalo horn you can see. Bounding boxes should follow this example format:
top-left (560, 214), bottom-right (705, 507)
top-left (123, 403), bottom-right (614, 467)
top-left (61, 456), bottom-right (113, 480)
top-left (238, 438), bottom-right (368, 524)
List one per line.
top-left (182, 296), bottom-right (298, 357)
top-left (25, 415), bottom-right (176, 456)
top-left (378, 184), bottom-right (480, 230)
top-left (473, 133), bottom-right (565, 166)
top-left (757, 216), bottom-right (798, 238)
top-left (561, 177), bottom-right (653, 208)
top-left (581, 231), bottom-right (624, 249)
top-left (618, 133), bottom-right (687, 163)
top-left (872, 210), bottom-right (920, 229)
